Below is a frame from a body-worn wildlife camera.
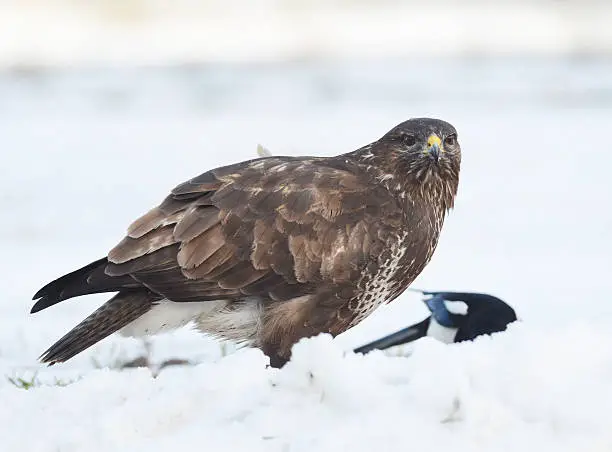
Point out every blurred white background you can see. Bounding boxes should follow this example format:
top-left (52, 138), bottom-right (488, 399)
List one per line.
top-left (1, 0), bottom-right (612, 66)
top-left (1, 0), bottom-right (611, 364)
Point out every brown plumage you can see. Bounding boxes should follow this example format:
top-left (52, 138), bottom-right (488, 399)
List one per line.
top-left (32, 117), bottom-right (461, 368)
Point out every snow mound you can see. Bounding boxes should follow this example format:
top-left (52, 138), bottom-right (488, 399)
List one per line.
top-left (2, 323), bottom-right (612, 452)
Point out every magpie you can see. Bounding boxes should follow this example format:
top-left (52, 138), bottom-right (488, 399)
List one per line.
top-left (353, 289), bottom-right (518, 354)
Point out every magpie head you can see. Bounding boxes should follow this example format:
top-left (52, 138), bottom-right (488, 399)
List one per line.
top-left (423, 293), bottom-right (469, 329)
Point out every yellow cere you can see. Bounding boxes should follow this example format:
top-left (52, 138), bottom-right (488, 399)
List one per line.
top-left (424, 134), bottom-right (443, 155)
top-left (427, 134), bottom-right (442, 148)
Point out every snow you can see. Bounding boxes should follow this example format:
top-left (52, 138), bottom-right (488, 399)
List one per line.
top-left (3, 329), bottom-right (612, 451)
top-left (2, 59), bottom-right (612, 450)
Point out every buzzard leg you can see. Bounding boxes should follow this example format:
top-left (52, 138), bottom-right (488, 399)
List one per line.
top-left (264, 348), bottom-right (290, 369)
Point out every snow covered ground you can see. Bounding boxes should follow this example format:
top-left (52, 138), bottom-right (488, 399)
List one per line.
top-left (1, 59), bottom-right (612, 450)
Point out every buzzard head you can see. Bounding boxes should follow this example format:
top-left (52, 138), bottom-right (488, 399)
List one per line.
top-left (364, 117), bottom-right (461, 210)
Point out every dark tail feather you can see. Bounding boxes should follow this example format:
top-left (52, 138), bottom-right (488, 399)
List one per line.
top-left (39, 290), bottom-right (157, 365)
top-left (31, 257), bottom-right (141, 314)
top-left (353, 318), bottom-right (430, 355)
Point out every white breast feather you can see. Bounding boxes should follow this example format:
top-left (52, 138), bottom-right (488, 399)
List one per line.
top-left (426, 317), bottom-right (458, 344)
top-left (119, 300), bottom-right (221, 337)
top-left (351, 232), bottom-right (409, 326)
top-left (119, 299), bottom-right (263, 345)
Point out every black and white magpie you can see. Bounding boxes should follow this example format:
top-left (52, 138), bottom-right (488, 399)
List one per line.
top-left (354, 289), bottom-right (518, 354)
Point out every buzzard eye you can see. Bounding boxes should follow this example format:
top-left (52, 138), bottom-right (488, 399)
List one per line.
top-left (444, 134), bottom-right (457, 146)
top-left (402, 134), bottom-right (416, 146)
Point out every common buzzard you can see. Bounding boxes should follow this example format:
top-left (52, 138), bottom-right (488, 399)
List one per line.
top-left (32, 118), bottom-right (461, 368)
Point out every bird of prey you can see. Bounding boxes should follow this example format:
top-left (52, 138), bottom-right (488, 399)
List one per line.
top-left (353, 289), bottom-right (518, 354)
top-left (32, 117), bottom-right (461, 368)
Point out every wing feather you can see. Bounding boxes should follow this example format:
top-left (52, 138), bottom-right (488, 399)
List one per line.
top-left (182, 245), bottom-right (235, 279)
top-left (216, 262), bottom-right (268, 290)
top-left (100, 157), bottom-right (394, 309)
top-left (176, 223), bottom-right (225, 269)
top-left (173, 206), bottom-right (220, 242)
top-left (105, 245), bottom-right (180, 277)
top-left (108, 225), bottom-right (176, 264)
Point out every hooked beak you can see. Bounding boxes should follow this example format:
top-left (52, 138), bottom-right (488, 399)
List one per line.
top-left (426, 134), bottom-right (442, 163)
